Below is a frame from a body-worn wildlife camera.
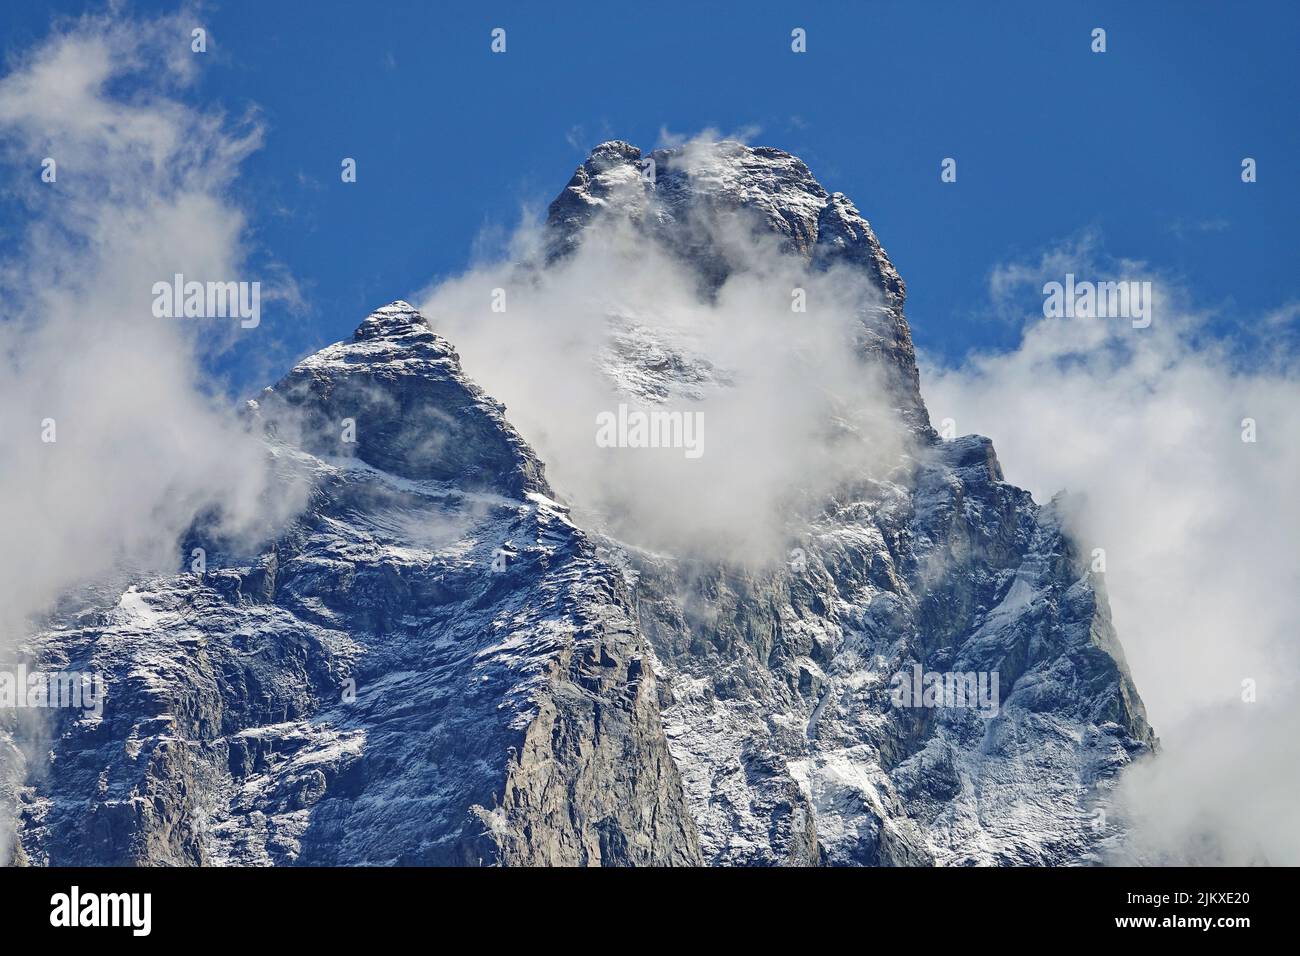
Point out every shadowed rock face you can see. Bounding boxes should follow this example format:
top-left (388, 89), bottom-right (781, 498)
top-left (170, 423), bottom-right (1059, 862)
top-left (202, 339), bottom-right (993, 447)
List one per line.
top-left (259, 302), bottom-right (549, 498)
top-left (635, 433), bottom-right (1153, 865)
top-left (4, 143), bottom-right (1152, 867)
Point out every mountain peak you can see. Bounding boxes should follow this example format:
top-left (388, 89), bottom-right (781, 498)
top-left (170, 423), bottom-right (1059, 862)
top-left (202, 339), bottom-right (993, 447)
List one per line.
top-left (547, 139), bottom-right (926, 430)
top-left (260, 303), bottom-right (549, 496)
top-left (13, 145), bottom-right (1153, 870)
top-left (352, 300), bottom-right (431, 341)
top-left (587, 139), bottom-right (642, 161)
top-left (547, 139), bottom-right (901, 302)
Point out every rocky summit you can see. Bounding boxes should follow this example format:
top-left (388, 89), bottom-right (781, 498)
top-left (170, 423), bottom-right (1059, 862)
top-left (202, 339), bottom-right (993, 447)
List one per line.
top-left (2, 142), bottom-right (1153, 866)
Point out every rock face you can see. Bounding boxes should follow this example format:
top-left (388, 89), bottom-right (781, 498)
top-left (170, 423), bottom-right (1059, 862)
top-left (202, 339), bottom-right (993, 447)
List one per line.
top-left (636, 437), bottom-right (1152, 865)
top-left (3, 143), bottom-right (1153, 866)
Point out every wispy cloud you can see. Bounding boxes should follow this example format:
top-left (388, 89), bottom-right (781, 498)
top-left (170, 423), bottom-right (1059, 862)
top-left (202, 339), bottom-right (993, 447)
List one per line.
top-left (0, 9), bottom-right (305, 639)
top-left (1167, 217), bottom-right (1231, 241)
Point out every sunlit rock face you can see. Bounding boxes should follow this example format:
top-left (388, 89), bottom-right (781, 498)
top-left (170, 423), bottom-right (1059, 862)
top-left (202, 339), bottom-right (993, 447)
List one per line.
top-left (4, 144), bottom-right (1151, 867)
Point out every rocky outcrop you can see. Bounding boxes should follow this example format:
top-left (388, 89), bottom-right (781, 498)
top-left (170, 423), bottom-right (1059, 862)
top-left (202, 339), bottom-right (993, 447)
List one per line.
top-left (634, 434), bottom-right (1152, 865)
top-left (259, 302), bottom-right (549, 497)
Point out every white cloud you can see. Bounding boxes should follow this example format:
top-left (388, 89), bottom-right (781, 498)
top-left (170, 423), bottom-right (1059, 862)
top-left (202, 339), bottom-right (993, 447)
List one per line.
top-left (0, 12), bottom-right (304, 644)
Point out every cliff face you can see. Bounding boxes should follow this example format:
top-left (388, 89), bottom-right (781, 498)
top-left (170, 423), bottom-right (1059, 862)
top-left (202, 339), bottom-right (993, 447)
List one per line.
top-left (4, 143), bottom-right (1152, 866)
top-left (635, 436), bottom-right (1153, 865)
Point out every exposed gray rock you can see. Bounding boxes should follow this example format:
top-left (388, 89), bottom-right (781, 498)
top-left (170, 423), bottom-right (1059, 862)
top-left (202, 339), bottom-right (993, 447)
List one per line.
top-left (259, 302), bottom-right (548, 497)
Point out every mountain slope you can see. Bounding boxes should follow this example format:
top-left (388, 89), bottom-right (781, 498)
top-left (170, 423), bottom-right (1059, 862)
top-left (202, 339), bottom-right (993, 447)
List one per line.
top-left (9, 303), bottom-right (699, 866)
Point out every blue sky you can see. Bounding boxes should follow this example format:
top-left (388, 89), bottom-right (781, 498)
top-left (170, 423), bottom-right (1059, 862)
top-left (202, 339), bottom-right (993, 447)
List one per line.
top-left (2, 0), bottom-right (1296, 391)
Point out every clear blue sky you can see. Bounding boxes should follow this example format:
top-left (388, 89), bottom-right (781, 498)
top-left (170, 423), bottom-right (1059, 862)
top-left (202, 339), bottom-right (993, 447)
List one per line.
top-left (3, 0), bottom-right (1297, 390)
